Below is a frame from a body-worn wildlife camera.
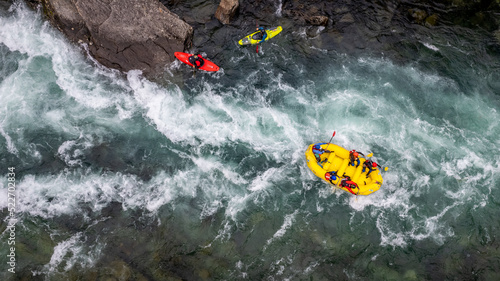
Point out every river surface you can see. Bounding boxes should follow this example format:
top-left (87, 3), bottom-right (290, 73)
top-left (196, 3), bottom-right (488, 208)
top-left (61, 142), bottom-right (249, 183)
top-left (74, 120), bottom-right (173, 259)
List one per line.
top-left (1, 1), bottom-right (500, 280)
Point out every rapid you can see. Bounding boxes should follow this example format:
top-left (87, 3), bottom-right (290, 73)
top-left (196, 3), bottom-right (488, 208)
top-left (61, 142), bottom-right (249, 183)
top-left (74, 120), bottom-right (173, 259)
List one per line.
top-left (1, 1), bottom-right (500, 280)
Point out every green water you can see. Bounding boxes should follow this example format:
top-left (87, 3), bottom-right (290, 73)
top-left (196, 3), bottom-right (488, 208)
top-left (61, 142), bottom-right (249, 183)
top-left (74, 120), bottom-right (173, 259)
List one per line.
top-left (1, 1), bottom-right (500, 280)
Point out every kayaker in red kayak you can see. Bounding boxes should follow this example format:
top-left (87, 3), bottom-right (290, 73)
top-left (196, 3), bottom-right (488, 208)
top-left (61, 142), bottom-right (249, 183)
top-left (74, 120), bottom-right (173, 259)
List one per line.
top-left (174, 52), bottom-right (219, 72)
top-left (188, 54), bottom-right (205, 69)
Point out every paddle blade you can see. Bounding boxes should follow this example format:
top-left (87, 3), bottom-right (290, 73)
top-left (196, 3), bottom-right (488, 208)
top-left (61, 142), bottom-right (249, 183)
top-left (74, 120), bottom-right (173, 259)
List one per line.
top-left (384, 167), bottom-right (389, 171)
top-left (256, 44), bottom-right (259, 53)
top-left (367, 153), bottom-right (373, 158)
top-left (332, 131), bottom-right (336, 137)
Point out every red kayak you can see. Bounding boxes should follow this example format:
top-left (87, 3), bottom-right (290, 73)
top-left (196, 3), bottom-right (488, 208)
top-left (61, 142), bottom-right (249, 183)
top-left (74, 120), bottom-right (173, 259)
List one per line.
top-left (174, 52), bottom-right (220, 72)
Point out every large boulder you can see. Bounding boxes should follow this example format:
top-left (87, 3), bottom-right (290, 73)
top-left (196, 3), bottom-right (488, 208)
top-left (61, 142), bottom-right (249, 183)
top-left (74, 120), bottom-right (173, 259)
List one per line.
top-left (306, 15), bottom-right (329, 26)
top-left (215, 0), bottom-right (239, 24)
top-left (38, 0), bottom-right (193, 75)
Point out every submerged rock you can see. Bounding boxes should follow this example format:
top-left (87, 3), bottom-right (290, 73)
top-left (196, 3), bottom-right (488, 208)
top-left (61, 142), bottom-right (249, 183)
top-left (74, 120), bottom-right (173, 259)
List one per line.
top-left (306, 15), bottom-right (329, 26)
top-left (425, 13), bottom-right (438, 26)
top-left (409, 8), bottom-right (427, 23)
top-left (34, 0), bottom-right (193, 76)
top-left (215, 0), bottom-right (239, 24)
top-left (409, 8), bottom-right (438, 27)
top-left (339, 13), bottom-right (354, 23)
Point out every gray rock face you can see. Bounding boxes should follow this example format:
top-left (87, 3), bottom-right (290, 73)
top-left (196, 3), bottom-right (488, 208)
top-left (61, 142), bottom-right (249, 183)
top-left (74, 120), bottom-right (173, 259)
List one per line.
top-left (215, 0), bottom-right (239, 24)
top-left (40, 0), bottom-right (193, 75)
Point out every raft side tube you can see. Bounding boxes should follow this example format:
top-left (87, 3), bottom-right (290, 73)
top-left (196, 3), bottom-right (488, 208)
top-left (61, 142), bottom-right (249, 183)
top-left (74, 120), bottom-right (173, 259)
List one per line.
top-left (336, 158), bottom-right (350, 178)
top-left (305, 145), bottom-right (332, 180)
top-left (358, 183), bottom-right (381, 195)
top-left (352, 158), bottom-right (366, 182)
top-left (322, 151), bottom-right (336, 171)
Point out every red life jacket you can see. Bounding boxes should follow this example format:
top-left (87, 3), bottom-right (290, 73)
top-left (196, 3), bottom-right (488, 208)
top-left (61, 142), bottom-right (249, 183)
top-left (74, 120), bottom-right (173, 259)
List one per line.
top-left (345, 186), bottom-right (356, 195)
top-left (188, 55), bottom-right (205, 67)
top-left (341, 180), bottom-right (358, 195)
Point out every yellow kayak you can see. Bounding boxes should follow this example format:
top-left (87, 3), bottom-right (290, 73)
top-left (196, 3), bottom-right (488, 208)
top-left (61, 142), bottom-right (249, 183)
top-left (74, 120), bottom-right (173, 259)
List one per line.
top-left (238, 26), bottom-right (283, 45)
top-left (305, 143), bottom-right (384, 195)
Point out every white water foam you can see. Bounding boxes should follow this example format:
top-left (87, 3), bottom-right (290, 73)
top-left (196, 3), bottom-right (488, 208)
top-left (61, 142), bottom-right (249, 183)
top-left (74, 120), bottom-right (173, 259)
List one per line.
top-left (0, 125), bottom-right (17, 154)
top-left (15, 169), bottom-right (195, 218)
top-left (57, 135), bottom-right (95, 167)
top-left (127, 70), bottom-right (306, 156)
top-left (265, 210), bottom-right (298, 246)
top-left (0, 3), bottom-right (138, 170)
top-left (422, 42), bottom-right (440, 51)
top-left (0, 183), bottom-right (7, 210)
top-left (2, 2), bottom-right (500, 258)
top-left (323, 57), bottom-right (500, 247)
top-left (38, 232), bottom-right (103, 274)
top-left (1, 3), bottom-right (134, 112)
top-left (275, 0), bottom-right (283, 17)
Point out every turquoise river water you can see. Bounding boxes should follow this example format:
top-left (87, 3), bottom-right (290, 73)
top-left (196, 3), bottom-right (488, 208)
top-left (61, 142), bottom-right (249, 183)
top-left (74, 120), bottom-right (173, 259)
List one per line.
top-left (1, 1), bottom-right (500, 280)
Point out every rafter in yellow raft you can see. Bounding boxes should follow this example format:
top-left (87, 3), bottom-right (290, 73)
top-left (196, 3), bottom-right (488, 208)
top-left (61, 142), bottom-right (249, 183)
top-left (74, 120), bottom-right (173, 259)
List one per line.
top-left (305, 143), bottom-right (384, 195)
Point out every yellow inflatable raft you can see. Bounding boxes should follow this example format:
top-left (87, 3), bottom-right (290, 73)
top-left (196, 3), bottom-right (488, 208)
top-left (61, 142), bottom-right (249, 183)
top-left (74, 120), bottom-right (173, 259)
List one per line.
top-left (305, 143), bottom-right (383, 195)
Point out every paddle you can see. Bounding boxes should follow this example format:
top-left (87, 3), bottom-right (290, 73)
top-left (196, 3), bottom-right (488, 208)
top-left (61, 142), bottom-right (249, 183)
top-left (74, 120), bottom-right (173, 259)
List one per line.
top-left (325, 131), bottom-right (335, 152)
top-left (256, 20), bottom-right (259, 53)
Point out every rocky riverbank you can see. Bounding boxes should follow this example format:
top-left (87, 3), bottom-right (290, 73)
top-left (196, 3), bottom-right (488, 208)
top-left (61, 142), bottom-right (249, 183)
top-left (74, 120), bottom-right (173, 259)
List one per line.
top-left (25, 0), bottom-right (500, 77)
top-left (26, 0), bottom-right (193, 76)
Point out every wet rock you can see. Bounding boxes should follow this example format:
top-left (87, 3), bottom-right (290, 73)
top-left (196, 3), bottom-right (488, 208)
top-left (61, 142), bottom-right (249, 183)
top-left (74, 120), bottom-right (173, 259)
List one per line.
top-left (88, 144), bottom-right (127, 172)
top-left (106, 260), bottom-right (133, 280)
top-left (306, 26), bottom-right (325, 37)
top-left (198, 268), bottom-right (211, 280)
top-left (306, 15), bottom-right (329, 26)
top-left (284, 10), bottom-right (329, 26)
top-left (334, 6), bottom-right (350, 14)
top-left (495, 29), bottom-right (500, 43)
top-left (339, 13), bottom-right (354, 23)
top-left (281, 0), bottom-right (331, 26)
top-left (36, 0), bottom-right (193, 76)
top-left (408, 8), bottom-right (438, 27)
top-left (25, 0), bottom-right (41, 9)
top-left (425, 13), bottom-right (438, 26)
top-left (215, 0), bottom-right (239, 24)
top-left (282, 9), bottom-right (306, 24)
top-left (409, 8), bottom-right (427, 23)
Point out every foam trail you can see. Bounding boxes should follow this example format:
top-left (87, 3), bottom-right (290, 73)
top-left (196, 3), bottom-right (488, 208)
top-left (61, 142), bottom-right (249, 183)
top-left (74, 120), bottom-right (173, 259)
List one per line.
top-left (266, 210), bottom-right (298, 246)
top-left (38, 232), bottom-right (103, 275)
top-left (127, 70), bottom-right (306, 156)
